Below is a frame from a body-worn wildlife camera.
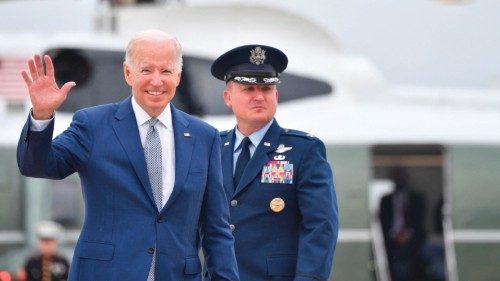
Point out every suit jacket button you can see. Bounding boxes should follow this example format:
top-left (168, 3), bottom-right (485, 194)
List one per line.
top-left (229, 224), bottom-right (235, 231)
top-left (157, 217), bottom-right (164, 223)
top-left (230, 200), bottom-right (238, 207)
top-left (148, 247), bottom-right (155, 254)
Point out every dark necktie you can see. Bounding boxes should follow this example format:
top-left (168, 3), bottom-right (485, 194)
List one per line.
top-left (234, 137), bottom-right (251, 187)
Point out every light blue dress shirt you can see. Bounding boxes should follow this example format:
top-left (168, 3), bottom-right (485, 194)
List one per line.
top-left (232, 120), bottom-right (273, 175)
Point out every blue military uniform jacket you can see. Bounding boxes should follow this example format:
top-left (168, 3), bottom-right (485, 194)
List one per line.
top-left (220, 119), bottom-right (339, 281)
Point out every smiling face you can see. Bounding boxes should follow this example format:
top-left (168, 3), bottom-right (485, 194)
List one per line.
top-left (123, 33), bottom-right (181, 117)
top-left (223, 81), bottom-right (278, 135)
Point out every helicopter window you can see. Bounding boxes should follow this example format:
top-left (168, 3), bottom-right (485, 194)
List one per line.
top-left (50, 49), bottom-right (93, 87)
top-left (179, 56), bottom-right (334, 116)
top-left (44, 48), bottom-right (130, 114)
top-left (47, 49), bottom-right (333, 116)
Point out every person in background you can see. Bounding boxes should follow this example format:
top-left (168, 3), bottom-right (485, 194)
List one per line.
top-left (380, 168), bottom-right (426, 281)
top-left (211, 44), bottom-right (339, 281)
top-left (17, 221), bottom-right (70, 281)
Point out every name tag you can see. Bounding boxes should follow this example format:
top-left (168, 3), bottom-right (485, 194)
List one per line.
top-left (261, 160), bottom-right (293, 184)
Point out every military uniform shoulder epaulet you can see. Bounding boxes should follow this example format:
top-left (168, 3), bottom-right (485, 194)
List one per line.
top-left (281, 128), bottom-right (316, 140)
top-left (219, 129), bottom-right (232, 137)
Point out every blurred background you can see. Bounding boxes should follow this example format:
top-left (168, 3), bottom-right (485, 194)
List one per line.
top-left (0, 0), bottom-right (499, 280)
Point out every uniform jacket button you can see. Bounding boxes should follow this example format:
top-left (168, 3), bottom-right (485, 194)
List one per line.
top-left (148, 247), bottom-right (155, 254)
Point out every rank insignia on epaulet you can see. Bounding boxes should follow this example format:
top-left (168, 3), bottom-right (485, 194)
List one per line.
top-left (283, 129), bottom-right (313, 139)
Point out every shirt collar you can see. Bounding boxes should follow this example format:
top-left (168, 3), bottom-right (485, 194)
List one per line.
top-left (131, 96), bottom-right (172, 129)
top-left (233, 120), bottom-right (274, 152)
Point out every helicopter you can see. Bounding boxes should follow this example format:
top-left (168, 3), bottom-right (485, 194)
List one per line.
top-left (1, 1), bottom-right (500, 280)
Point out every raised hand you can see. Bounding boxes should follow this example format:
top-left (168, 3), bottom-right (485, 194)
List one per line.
top-left (21, 54), bottom-right (76, 120)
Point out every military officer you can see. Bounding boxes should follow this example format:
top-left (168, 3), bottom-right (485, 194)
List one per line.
top-left (211, 45), bottom-right (339, 281)
top-left (17, 221), bottom-right (70, 281)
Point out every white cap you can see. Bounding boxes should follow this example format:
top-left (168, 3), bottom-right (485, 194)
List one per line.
top-left (35, 221), bottom-right (64, 241)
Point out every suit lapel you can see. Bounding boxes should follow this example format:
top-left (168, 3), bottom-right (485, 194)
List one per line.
top-left (162, 105), bottom-right (194, 213)
top-left (221, 131), bottom-right (236, 197)
top-left (234, 120), bottom-right (282, 196)
top-left (112, 97), bottom-right (156, 207)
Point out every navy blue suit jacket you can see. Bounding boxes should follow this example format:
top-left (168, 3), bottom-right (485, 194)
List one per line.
top-left (17, 97), bottom-right (239, 281)
top-left (220, 120), bottom-right (338, 281)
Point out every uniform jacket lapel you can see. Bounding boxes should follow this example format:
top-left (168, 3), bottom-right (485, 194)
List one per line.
top-left (112, 97), bottom-right (156, 207)
top-left (162, 105), bottom-right (194, 213)
top-left (234, 120), bottom-right (282, 196)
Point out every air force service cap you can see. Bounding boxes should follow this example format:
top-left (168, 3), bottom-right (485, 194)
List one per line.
top-left (211, 44), bottom-right (288, 85)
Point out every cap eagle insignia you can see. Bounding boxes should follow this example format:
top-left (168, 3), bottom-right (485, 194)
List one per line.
top-left (250, 47), bottom-right (266, 65)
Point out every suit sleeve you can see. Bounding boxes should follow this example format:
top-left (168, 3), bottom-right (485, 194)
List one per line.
top-left (17, 110), bottom-right (93, 179)
top-left (294, 139), bottom-right (339, 281)
top-left (199, 129), bottom-right (240, 281)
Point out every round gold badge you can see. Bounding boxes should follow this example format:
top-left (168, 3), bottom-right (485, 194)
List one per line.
top-left (270, 197), bottom-right (285, 213)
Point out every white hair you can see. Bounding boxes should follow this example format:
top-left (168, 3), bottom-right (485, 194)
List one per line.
top-left (124, 29), bottom-right (183, 70)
